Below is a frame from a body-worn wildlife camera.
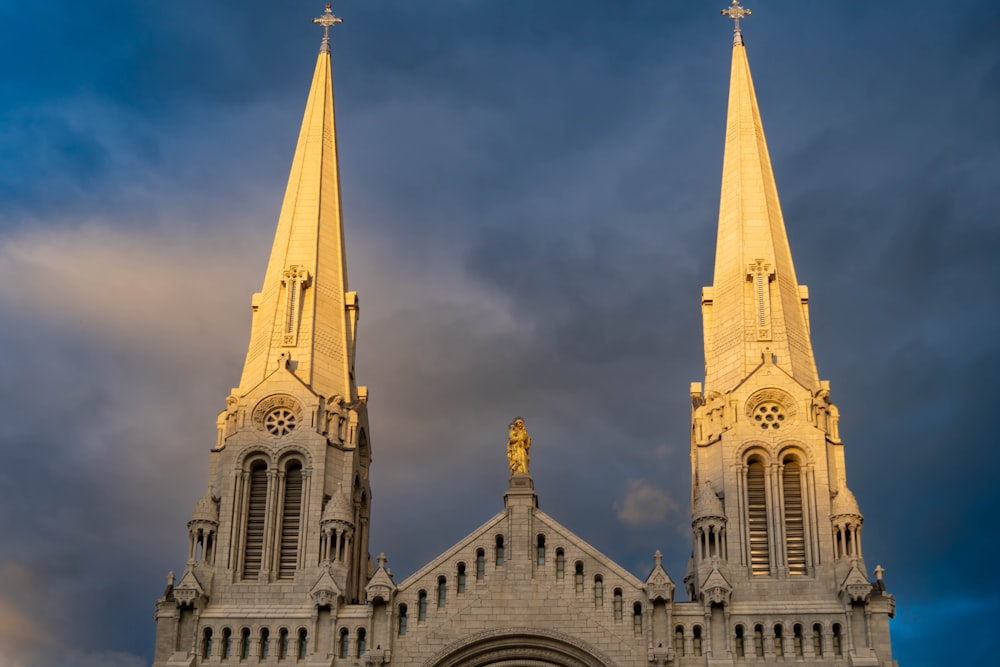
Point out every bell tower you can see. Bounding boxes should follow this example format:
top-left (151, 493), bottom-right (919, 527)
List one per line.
top-left (686, 3), bottom-right (896, 664)
top-left (153, 6), bottom-right (374, 665)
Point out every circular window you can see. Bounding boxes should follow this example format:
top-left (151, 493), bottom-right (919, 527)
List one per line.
top-left (264, 408), bottom-right (297, 436)
top-left (754, 403), bottom-right (785, 430)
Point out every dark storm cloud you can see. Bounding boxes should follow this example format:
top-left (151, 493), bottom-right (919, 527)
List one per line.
top-left (0, 2), bottom-right (996, 666)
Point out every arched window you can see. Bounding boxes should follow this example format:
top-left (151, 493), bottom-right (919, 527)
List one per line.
top-left (202, 627), bottom-right (213, 659)
top-left (555, 549), bottom-right (565, 578)
top-left (832, 623), bottom-right (843, 656)
top-left (593, 575), bottom-right (604, 607)
top-left (437, 576), bottom-right (447, 607)
top-left (793, 623), bottom-right (804, 657)
top-left (398, 604), bottom-right (408, 635)
top-left (457, 563), bottom-right (466, 593)
top-left (260, 628), bottom-right (270, 659)
top-left (613, 588), bottom-right (623, 621)
top-left (278, 461), bottom-right (304, 579)
top-left (240, 628), bottom-right (251, 660)
top-left (495, 535), bottom-right (505, 565)
top-left (632, 602), bottom-right (643, 634)
top-left (221, 628), bottom-right (232, 659)
top-left (773, 624), bottom-right (784, 658)
top-left (753, 625), bottom-right (764, 657)
top-left (278, 627), bottom-right (289, 659)
top-left (338, 628), bottom-right (349, 659)
top-left (746, 457), bottom-right (771, 575)
top-left (812, 623), bottom-right (823, 657)
top-left (418, 590), bottom-right (427, 621)
top-left (783, 457), bottom-right (807, 575)
top-left (735, 624), bottom-right (745, 658)
top-left (674, 626), bottom-right (685, 656)
top-left (476, 549), bottom-right (485, 580)
top-left (536, 535), bottom-right (546, 565)
top-left (575, 561), bottom-right (584, 593)
top-left (298, 628), bottom-right (308, 659)
top-left (693, 625), bottom-right (703, 656)
top-left (356, 628), bottom-right (366, 657)
top-left (242, 461), bottom-right (268, 579)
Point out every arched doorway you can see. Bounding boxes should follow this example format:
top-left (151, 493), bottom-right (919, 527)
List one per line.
top-left (425, 628), bottom-right (614, 667)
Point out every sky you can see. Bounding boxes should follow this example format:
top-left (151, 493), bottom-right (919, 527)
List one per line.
top-left (0, 0), bottom-right (998, 665)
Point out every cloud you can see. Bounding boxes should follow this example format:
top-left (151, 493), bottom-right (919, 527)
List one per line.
top-left (614, 480), bottom-right (678, 526)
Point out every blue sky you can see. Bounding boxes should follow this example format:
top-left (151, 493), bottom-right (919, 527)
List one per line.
top-left (1, 1), bottom-right (998, 665)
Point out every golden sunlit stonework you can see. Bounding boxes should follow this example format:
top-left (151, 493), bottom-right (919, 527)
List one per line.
top-left (152, 4), bottom-right (896, 666)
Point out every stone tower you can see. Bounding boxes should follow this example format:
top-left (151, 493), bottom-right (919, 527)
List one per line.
top-left (685, 3), bottom-right (896, 664)
top-left (153, 4), bottom-right (897, 666)
top-left (152, 7), bottom-right (375, 665)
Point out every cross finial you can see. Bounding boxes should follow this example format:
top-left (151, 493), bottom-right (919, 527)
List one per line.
top-left (721, 1), bottom-right (752, 46)
top-left (312, 4), bottom-right (344, 54)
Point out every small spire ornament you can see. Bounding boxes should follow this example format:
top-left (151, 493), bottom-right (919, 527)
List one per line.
top-left (721, 1), bottom-right (751, 46)
top-left (313, 4), bottom-right (343, 53)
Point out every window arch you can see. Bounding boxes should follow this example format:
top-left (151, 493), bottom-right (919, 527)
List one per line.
top-left (437, 576), bottom-right (447, 607)
top-left (613, 588), bottom-right (623, 621)
top-left (693, 625), bottom-right (703, 656)
top-left (278, 460), bottom-right (304, 579)
top-left (495, 535), bottom-right (504, 565)
top-left (398, 604), bottom-right (408, 635)
top-left (593, 575), bottom-right (604, 607)
top-left (734, 624), bottom-right (745, 658)
top-left (782, 454), bottom-right (807, 575)
top-left (418, 590), bottom-right (428, 621)
top-left (832, 623), bottom-right (843, 656)
top-left (632, 602), bottom-right (643, 634)
top-left (753, 624), bottom-right (764, 657)
top-left (536, 534), bottom-right (546, 566)
top-left (773, 624), bottom-right (784, 658)
top-left (338, 628), bottom-right (349, 659)
top-left (555, 548), bottom-right (565, 578)
top-left (746, 456), bottom-right (771, 575)
top-left (201, 627), bottom-right (212, 659)
top-left (574, 561), bottom-right (584, 593)
top-left (221, 627), bottom-right (232, 659)
top-left (674, 625), bottom-right (685, 656)
top-left (242, 460), bottom-right (268, 579)
top-left (240, 628), bottom-right (251, 660)
top-left (356, 628), bottom-right (366, 657)
top-left (812, 623), bottom-right (823, 657)
top-left (278, 627), bottom-right (289, 659)
top-left (793, 623), bottom-right (804, 657)
top-left (297, 628), bottom-right (308, 659)
top-left (457, 562), bottom-right (466, 593)
top-left (476, 549), bottom-right (485, 580)
top-left (260, 628), bottom-right (270, 659)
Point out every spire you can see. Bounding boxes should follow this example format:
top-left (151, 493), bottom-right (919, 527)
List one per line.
top-left (702, 5), bottom-right (819, 394)
top-left (238, 6), bottom-right (358, 400)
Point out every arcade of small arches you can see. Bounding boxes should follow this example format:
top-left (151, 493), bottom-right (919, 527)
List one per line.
top-left (396, 534), bottom-right (646, 635)
top-left (198, 625), bottom-right (309, 662)
top-left (671, 620), bottom-right (847, 660)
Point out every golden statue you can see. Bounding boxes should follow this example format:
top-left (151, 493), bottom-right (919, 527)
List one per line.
top-left (507, 417), bottom-right (531, 474)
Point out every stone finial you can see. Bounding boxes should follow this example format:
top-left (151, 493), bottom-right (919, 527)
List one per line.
top-left (167, 571), bottom-right (175, 586)
top-left (377, 553), bottom-right (388, 570)
top-left (654, 550), bottom-right (663, 567)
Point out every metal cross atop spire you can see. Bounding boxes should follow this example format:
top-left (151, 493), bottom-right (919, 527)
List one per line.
top-left (721, 1), bottom-right (752, 46)
top-left (313, 4), bottom-right (343, 53)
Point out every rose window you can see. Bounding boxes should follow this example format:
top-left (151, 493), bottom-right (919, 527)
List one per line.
top-left (264, 408), bottom-right (297, 436)
top-left (754, 403), bottom-right (785, 430)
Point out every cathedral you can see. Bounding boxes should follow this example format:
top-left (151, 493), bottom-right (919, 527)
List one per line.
top-left (152, 4), bottom-right (897, 666)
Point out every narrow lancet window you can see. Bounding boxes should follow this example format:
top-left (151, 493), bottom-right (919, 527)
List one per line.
top-left (783, 458), bottom-right (807, 574)
top-left (242, 461), bottom-right (268, 579)
top-left (278, 461), bottom-right (304, 579)
top-left (746, 458), bottom-right (771, 575)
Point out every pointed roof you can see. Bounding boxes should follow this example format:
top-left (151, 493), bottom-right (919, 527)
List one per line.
top-left (238, 18), bottom-right (357, 401)
top-left (703, 16), bottom-right (819, 394)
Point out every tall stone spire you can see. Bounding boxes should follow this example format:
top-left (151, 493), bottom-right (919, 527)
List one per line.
top-left (702, 3), bottom-right (819, 394)
top-left (238, 4), bottom-right (358, 401)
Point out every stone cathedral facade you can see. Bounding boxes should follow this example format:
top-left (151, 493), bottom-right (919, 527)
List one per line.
top-left (152, 5), bottom-right (897, 667)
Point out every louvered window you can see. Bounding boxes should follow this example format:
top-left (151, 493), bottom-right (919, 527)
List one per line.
top-left (242, 463), bottom-right (268, 579)
top-left (747, 460), bottom-right (771, 575)
top-left (278, 463), bottom-right (304, 579)
top-left (783, 460), bottom-right (807, 574)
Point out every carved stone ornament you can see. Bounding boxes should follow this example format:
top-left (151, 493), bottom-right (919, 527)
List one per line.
top-left (703, 584), bottom-right (731, 606)
top-left (252, 395), bottom-right (303, 434)
top-left (745, 388), bottom-right (796, 423)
